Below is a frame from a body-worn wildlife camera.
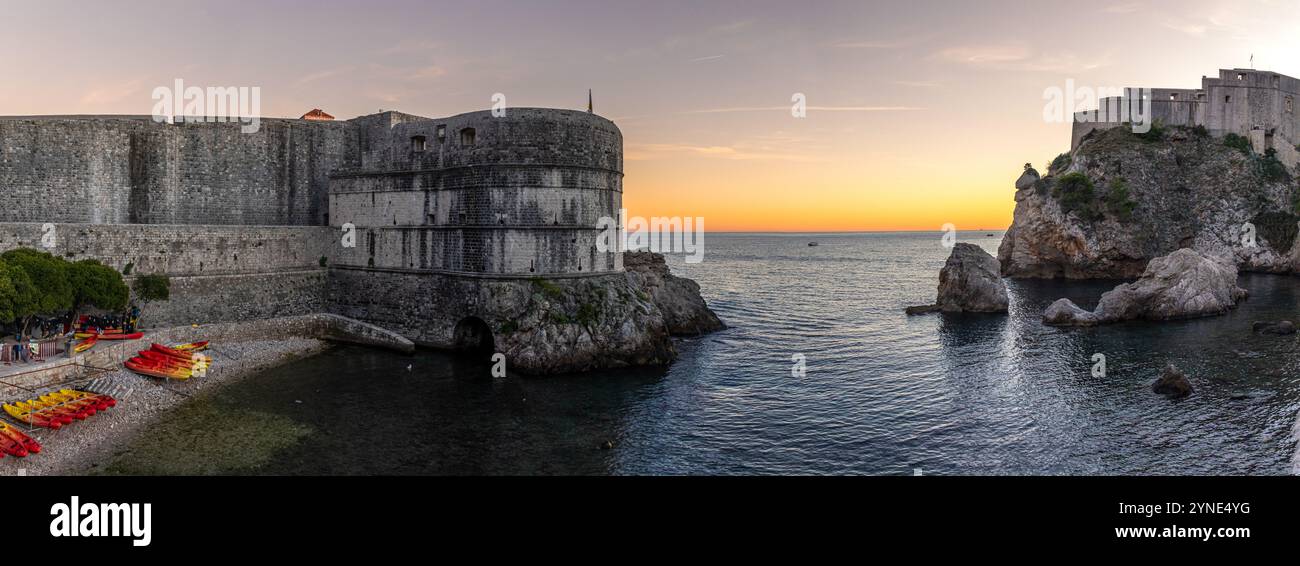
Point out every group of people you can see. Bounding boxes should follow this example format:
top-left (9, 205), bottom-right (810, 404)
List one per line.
top-left (2, 305), bottom-right (142, 365)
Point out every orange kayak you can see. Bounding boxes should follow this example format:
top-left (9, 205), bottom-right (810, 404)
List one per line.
top-left (172, 341), bottom-right (210, 353)
top-left (138, 350), bottom-right (199, 368)
top-left (73, 335), bottom-right (98, 353)
top-left (125, 358), bottom-right (192, 380)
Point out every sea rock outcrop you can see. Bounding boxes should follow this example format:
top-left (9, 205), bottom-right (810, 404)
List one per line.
top-left (485, 252), bottom-right (723, 373)
top-left (1152, 364), bottom-right (1194, 398)
top-left (485, 274), bottom-right (677, 374)
top-left (999, 126), bottom-right (1300, 279)
top-left (1042, 248), bottom-right (1247, 325)
top-left (623, 252), bottom-right (726, 335)
top-left (1253, 320), bottom-right (1297, 335)
top-left (907, 243), bottom-right (1009, 314)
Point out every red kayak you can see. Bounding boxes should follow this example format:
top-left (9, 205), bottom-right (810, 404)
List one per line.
top-left (98, 332), bottom-right (144, 341)
top-left (0, 424), bottom-right (39, 457)
top-left (137, 351), bottom-right (197, 369)
top-left (150, 343), bottom-right (203, 361)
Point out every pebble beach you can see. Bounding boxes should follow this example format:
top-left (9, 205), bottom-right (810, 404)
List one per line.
top-left (0, 336), bottom-right (332, 476)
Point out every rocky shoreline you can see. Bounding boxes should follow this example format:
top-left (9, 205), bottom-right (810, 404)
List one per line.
top-left (0, 335), bottom-right (333, 476)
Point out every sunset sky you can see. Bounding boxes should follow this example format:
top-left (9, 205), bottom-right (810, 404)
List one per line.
top-left (3, 0), bottom-right (1299, 231)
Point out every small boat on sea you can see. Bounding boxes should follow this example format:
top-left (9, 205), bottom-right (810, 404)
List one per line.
top-left (808, 242), bottom-right (819, 247)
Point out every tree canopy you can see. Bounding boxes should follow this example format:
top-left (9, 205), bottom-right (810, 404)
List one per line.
top-left (0, 249), bottom-right (73, 317)
top-left (70, 259), bottom-right (129, 313)
top-left (0, 249), bottom-right (130, 326)
top-left (133, 274), bottom-right (171, 303)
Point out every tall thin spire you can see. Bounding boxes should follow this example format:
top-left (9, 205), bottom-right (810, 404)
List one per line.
top-left (587, 89), bottom-right (593, 113)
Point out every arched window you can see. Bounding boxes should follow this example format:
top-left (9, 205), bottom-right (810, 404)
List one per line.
top-left (459, 128), bottom-right (476, 146)
top-left (411, 135), bottom-right (427, 152)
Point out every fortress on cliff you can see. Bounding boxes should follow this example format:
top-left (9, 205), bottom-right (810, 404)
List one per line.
top-left (1072, 68), bottom-right (1300, 167)
top-left (0, 107), bottom-right (701, 373)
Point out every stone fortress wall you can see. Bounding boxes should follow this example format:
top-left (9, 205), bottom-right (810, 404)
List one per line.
top-left (0, 223), bottom-right (333, 326)
top-left (0, 107), bottom-right (630, 362)
top-left (1070, 68), bottom-right (1300, 167)
top-left (0, 116), bottom-right (357, 226)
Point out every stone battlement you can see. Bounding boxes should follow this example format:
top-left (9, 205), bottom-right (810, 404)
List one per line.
top-left (1071, 68), bottom-right (1300, 164)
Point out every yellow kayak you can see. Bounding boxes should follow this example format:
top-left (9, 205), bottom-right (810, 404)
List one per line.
top-left (73, 335), bottom-right (98, 353)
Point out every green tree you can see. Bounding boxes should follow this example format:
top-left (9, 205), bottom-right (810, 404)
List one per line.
top-left (132, 274), bottom-right (171, 327)
top-left (0, 249), bottom-right (73, 334)
top-left (0, 258), bottom-right (31, 324)
top-left (69, 259), bottom-right (129, 319)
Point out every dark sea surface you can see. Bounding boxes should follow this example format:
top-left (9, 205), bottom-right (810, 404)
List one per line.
top-left (104, 232), bottom-right (1300, 475)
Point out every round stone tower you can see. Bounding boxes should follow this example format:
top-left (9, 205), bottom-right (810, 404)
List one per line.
top-left (329, 108), bottom-right (624, 276)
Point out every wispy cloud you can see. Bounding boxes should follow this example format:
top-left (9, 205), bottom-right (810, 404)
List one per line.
top-left (1162, 20), bottom-right (1208, 36)
top-left (933, 43), bottom-right (1033, 65)
top-left (932, 42), bottom-right (1110, 72)
top-left (296, 67), bottom-right (351, 85)
top-left (689, 54), bottom-right (725, 63)
top-left (1103, 2), bottom-right (1143, 14)
top-left (892, 79), bottom-right (942, 88)
top-left (382, 39), bottom-right (441, 54)
top-left (407, 65), bottom-right (447, 80)
top-left (685, 105), bottom-right (922, 114)
top-left (80, 79), bottom-right (142, 106)
top-left (626, 142), bottom-right (829, 162)
top-left (710, 20), bottom-right (753, 34)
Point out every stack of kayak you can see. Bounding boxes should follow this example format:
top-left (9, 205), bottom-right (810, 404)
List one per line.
top-left (124, 342), bottom-right (211, 380)
top-left (0, 421), bottom-right (40, 458)
top-left (1, 389), bottom-right (117, 430)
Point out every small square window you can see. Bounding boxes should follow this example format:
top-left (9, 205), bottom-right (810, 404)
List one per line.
top-left (411, 135), bottom-right (427, 152)
top-left (1225, 95), bottom-right (1232, 103)
top-left (436, 125), bottom-right (446, 142)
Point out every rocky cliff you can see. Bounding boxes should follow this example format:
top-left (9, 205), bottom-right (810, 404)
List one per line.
top-left (999, 126), bottom-right (1300, 278)
top-left (484, 252), bottom-right (723, 374)
top-left (623, 252), bottom-right (726, 335)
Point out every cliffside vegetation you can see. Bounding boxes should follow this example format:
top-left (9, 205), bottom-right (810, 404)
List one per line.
top-left (1002, 124), bottom-right (1300, 278)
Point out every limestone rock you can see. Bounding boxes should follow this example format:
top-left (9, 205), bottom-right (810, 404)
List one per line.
top-left (908, 244), bottom-right (1009, 314)
top-left (999, 127), bottom-right (1300, 279)
top-left (493, 275), bottom-right (677, 374)
top-left (904, 304), bottom-right (942, 315)
top-left (1041, 298), bottom-right (1097, 325)
top-left (1043, 248), bottom-right (1246, 325)
top-left (1014, 167), bottom-right (1040, 191)
top-left (623, 252), bottom-right (725, 335)
top-left (1152, 364), bottom-right (1194, 398)
top-left (1253, 320), bottom-right (1297, 335)
top-left (932, 243), bottom-right (1009, 313)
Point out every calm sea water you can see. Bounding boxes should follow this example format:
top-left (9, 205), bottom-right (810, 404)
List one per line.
top-left (105, 232), bottom-right (1300, 475)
